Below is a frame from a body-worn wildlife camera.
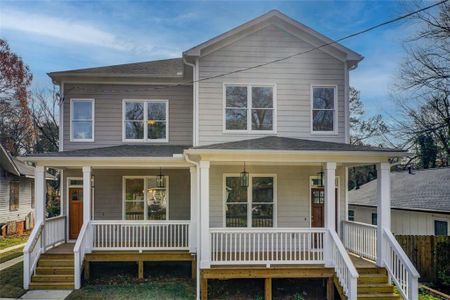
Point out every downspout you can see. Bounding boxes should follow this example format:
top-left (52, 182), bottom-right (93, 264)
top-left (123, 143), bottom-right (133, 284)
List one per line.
top-left (183, 58), bottom-right (197, 147)
top-left (184, 153), bottom-right (201, 300)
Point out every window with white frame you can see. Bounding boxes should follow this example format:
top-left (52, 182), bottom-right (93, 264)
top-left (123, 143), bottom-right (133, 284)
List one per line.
top-left (123, 100), bottom-right (168, 142)
top-left (225, 175), bottom-right (275, 227)
top-left (311, 86), bottom-right (337, 133)
top-left (123, 176), bottom-right (168, 220)
top-left (225, 85), bottom-right (275, 132)
top-left (71, 99), bottom-right (94, 141)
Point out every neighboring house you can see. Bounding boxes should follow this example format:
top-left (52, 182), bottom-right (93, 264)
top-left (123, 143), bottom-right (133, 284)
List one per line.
top-left (0, 144), bottom-right (36, 231)
top-left (349, 167), bottom-right (450, 236)
top-left (21, 10), bottom-right (419, 300)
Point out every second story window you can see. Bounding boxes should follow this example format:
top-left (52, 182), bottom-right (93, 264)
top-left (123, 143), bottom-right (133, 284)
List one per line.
top-left (224, 84), bottom-right (275, 133)
top-left (71, 99), bottom-right (94, 141)
top-left (311, 86), bottom-right (337, 134)
top-left (123, 100), bottom-right (168, 142)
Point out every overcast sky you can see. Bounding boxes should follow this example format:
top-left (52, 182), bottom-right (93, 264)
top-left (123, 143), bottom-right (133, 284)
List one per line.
top-left (0, 0), bottom-right (422, 117)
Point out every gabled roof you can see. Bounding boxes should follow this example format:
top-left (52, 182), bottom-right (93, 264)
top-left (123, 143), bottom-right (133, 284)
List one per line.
top-left (25, 144), bottom-right (190, 158)
top-left (349, 167), bottom-right (450, 213)
top-left (48, 58), bottom-right (188, 83)
top-left (192, 136), bottom-right (405, 153)
top-left (0, 144), bottom-right (49, 178)
top-left (183, 10), bottom-right (363, 65)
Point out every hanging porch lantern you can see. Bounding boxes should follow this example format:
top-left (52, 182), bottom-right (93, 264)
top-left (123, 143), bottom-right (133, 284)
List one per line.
top-left (156, 167), bottom-right (165, 188)
top-left (317, 165), bottom-right (324, 188)
top-left (240, 162), bottom-right (249, 188)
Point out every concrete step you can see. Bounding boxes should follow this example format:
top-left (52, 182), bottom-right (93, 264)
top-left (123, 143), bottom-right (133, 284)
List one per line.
top-left (358, 283), bottom-right (395, 294)
top-left (358, 273), bottom-right (389, 284)
top-left (36, 266), bottom-right (74, 275)
top-left (29, 282), bottom-right (74, 290)
top-left (32, 274), bottom-right (74, 283)
top-left (38, 259), bottom-right (73, 267)
top-left (358, 293), bottom-right (402, 300)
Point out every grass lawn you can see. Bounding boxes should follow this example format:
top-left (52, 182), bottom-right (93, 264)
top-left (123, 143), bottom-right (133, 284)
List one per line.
top-left (0, 261), bottom-right (26, 299)
top-left (0, 234), bottom-right (29, 250)
top-left (0, 246), bottom-right (23, 263)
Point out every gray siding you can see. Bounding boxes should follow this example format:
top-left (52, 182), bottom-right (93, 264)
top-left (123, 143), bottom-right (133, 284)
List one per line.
top-left (0, 170), bottom-right (34, 223)
top-left (63, 84), bottom-right (193, 151)
top-left (198, 24), bottom-right (346, 145)
top-left (63, 168), bottom-right (190, 220)
top-left (209, 165), bottom-right (346, 228)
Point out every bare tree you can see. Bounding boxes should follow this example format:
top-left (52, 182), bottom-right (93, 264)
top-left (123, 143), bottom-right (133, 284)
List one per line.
top-left (392, 1), bottom-right (450, 166)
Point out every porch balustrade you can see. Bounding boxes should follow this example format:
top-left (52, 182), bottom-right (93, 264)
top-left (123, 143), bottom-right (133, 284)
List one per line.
top-left (342, 220), bottom-right (377, 261)
top-left (209, 227), bottom-right (327, 265)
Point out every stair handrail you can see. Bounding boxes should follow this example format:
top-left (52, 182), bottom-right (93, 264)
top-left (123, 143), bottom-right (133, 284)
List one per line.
top-left (383, 229), bottom-right (420, 300)
top-left (74, 221), bottom-right (92, 289)
top-left (23, 220), bottom-right (44, 289)
top-left (328, 229), bottom-right (359, 300)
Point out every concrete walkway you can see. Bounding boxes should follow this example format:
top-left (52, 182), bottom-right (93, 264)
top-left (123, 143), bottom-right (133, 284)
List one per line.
top-left (19, 290), bottom-right (72, 300)
top-left (0, 255), bottom-right (23, 271)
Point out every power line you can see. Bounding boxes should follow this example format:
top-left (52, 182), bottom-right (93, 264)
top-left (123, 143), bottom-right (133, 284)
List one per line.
top-left (70, 0), bottom-right (447, 92)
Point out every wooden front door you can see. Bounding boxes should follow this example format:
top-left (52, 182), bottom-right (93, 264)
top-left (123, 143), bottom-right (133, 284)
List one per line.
top-left (311, 188), bottom-right (338, 228)
top-left (69, 187), bottom-right (83, 239)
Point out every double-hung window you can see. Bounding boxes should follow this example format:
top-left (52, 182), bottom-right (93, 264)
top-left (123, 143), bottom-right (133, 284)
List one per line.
top-left (225, 175), bottom-right (275, 227)
top-left (123, 176), bottom-right (168, 220)
top-left (71, 99), bottom-right (94, 141)
top-left (311, 86), bottom-right (337, 134)
top-left (224, 84), bottom-right (275, 132)
top-left (123, 100), bottom-right (168, 142)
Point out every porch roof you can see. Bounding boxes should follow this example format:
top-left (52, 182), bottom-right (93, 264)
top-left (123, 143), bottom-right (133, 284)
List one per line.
top-left (192, 136), bottom-right (405, 153)
top-left (23, 144), bottom-right (189, 158)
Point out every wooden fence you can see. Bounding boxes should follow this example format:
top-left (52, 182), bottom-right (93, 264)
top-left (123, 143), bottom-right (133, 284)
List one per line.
top-left (396, 235), bottom-right (450, 283)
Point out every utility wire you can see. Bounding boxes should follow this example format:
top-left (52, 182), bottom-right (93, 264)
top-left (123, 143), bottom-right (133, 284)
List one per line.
top-left (70, 0), bottom-right (448, 92)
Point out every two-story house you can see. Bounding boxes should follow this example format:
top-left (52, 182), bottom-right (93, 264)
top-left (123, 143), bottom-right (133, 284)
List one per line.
top-left (21, 10), bottom-right (419, 300)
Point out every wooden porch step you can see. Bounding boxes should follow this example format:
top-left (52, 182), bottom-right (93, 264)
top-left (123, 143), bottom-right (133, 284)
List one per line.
top-left (358, 273), bottom-right (389, 284)
top-left (32, 274), bottom-right (74, 283)
top-left (358, 283), bottom-right (395, 294)
top-left (40, 253), bottom-right (74, 260)
top-left (36, 266), bottom-right (74, 275)
top-left (357, 267), bottom-right (387, 275)
top-left (29, 282), bottom-right (74, 290)
top-left (357, 293), bottom-right (402, 300)
top-left (38, 259), bottom-right (74, 267)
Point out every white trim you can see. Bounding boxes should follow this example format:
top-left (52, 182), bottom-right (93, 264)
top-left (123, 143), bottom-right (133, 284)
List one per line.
top-left (310, 85), bottom-right (338, 136)
top-left (344, 64), bottom-right (350, 143)
top-left (222, 173), bottom-right (277, 228)
top-left (223, 83), bottom-right (277, 134)
top-left (122, 99), bottom-right (169, 143)
top-left (70, 98), bottom-right (95, 142)
top-left (122, 175), bottom-right (170, 220)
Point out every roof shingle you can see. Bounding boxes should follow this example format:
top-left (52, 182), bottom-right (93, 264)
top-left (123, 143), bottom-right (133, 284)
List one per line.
top-left (349, 167), bottom-right (450, 213)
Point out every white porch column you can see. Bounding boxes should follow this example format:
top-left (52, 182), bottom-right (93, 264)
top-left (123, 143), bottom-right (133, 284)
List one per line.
top-left (199, 161), bottom-right (210, 268)
top-left (189, 166), bottom-right (198, 253)
top-left (34, 166), bottom-right (46, 225)
top-left (376, 162), bottom-right (391, 267)
top-left (324, 162), bottom-right (336, 267)
top-left (82, 166), bottom-right (92, 223)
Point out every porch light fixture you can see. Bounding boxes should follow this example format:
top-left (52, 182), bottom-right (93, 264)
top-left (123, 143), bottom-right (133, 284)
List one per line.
top-left (156, 168), bottom-right (165, 188)
top-left (240, 162), bottom-right (249, 188)
top-left (317, 166), bottom-right (324, 188)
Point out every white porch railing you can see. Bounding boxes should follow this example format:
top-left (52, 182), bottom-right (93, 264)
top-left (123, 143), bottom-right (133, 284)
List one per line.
top-left (23, 220), bottom-right (44, 289)
top-left (210, 228), bottom-right (327, 265)
top-left (74, 221), bottom-right (92, 289)
top-left (342, 220), bottom-right (377, 261)
top-left (329, 229), bottom-right (358, 300)
top-left (91, 220), bottom-right (190, 251)
top-left (383, 229), bottom-right (419, 300)
top-left (44, 216), bottom-right (66, 249)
